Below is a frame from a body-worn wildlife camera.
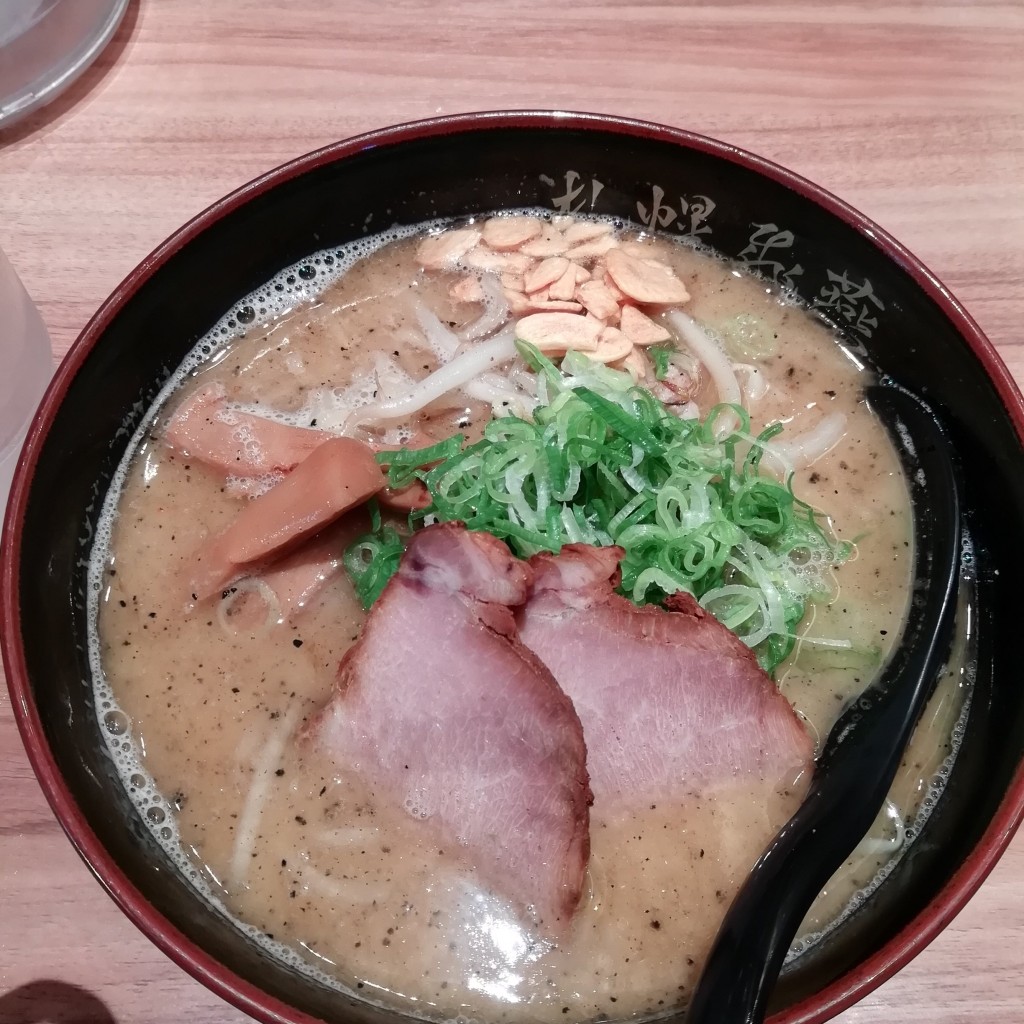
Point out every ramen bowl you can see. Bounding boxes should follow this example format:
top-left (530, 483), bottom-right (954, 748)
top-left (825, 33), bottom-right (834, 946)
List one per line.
top-left (3, 111), bottom-right (1023, 1024)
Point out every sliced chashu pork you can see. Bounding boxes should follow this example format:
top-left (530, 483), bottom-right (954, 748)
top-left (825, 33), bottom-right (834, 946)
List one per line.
top-left (309, 523), bottom-right (592, 925)
top-left (517, 544), bottom-right (814, 804)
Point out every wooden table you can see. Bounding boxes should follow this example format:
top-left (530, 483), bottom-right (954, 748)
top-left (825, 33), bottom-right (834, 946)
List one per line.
top-left (1, 2), bottom-right (1022, 1021)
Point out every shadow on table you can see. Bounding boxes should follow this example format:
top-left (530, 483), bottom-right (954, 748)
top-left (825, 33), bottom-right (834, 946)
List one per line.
top-left (0, 981), bottom-right (118, 1024)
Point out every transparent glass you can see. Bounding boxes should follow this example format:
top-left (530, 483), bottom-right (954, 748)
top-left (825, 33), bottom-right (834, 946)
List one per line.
top-left (0, 247), bottom-right (52, 513)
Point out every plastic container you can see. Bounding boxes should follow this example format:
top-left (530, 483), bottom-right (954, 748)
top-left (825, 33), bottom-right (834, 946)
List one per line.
top-left (0, 0), bottom-right (131, 127)
top-left (0, 248), bottom-right (53, 513)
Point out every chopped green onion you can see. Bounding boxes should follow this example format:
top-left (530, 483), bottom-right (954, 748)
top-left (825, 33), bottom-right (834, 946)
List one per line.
top-left (574, 387), bottom-right (666, 455)
top-left (343, 344), bottom-right (848, 672)
top-left (375, 435), bottom-right (464, 488)
top-left (648, 343), bottom-right (674, 381)
top-left (342, 517), bottom-right (405, 609)
top-left (515, 338), bottom-right (563, 388)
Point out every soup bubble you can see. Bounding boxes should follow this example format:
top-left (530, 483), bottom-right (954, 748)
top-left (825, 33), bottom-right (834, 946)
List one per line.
top-left (103, 709), bottom-right (130, 736)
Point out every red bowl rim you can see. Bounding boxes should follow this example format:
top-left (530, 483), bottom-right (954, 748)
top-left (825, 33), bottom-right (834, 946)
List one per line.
top-left (3, 109), bottom-right (1024, 1024)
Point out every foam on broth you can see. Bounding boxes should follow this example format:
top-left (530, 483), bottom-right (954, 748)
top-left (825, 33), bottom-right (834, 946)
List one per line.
top-left (87, 213), bottom-right (972, 1021)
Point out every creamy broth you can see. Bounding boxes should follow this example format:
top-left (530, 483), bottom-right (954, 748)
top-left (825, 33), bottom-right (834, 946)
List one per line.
top-left (90, 215), bottom-right (969, 1021)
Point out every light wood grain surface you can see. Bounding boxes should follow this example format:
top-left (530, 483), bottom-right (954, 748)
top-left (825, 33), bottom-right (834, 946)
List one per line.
top-left (1, 1), bottom-right (1022, 1022)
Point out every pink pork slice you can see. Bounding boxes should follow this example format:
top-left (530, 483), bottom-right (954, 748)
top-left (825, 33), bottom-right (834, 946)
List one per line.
top-left (517, 545), bottom-right (814, 804)
top-left (310, 523), bottom-right (592, 925)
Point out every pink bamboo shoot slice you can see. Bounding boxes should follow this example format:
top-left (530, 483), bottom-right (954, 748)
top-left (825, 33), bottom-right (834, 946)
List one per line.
top-left (188, 437), bottom-right (384, 601)
top-left (164, 382), bottom-right (327, 476)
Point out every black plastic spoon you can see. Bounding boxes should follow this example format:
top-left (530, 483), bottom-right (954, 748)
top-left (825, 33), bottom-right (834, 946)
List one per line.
top-left (684, 381), bottom-right (962, 1024)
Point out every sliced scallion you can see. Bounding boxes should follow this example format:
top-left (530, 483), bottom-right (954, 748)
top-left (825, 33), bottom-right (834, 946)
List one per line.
top-left (344, 344), bottom-right (848, 672)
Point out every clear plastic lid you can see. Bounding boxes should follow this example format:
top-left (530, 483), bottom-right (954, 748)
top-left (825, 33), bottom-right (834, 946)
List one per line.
top-left (0, 0), bottom-right (130, 127)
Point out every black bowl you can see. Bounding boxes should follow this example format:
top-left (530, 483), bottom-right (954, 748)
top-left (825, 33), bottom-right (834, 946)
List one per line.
top-left (4, 111), bottom-right (1024, 1024)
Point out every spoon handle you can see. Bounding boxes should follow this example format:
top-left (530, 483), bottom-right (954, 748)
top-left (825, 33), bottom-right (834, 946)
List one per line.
top-left (685, 382), bottom-right (961, 1024)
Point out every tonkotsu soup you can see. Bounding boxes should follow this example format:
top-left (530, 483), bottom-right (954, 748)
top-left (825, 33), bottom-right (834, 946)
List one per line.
top-left (88, 211), bottom-right (973, 1022)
